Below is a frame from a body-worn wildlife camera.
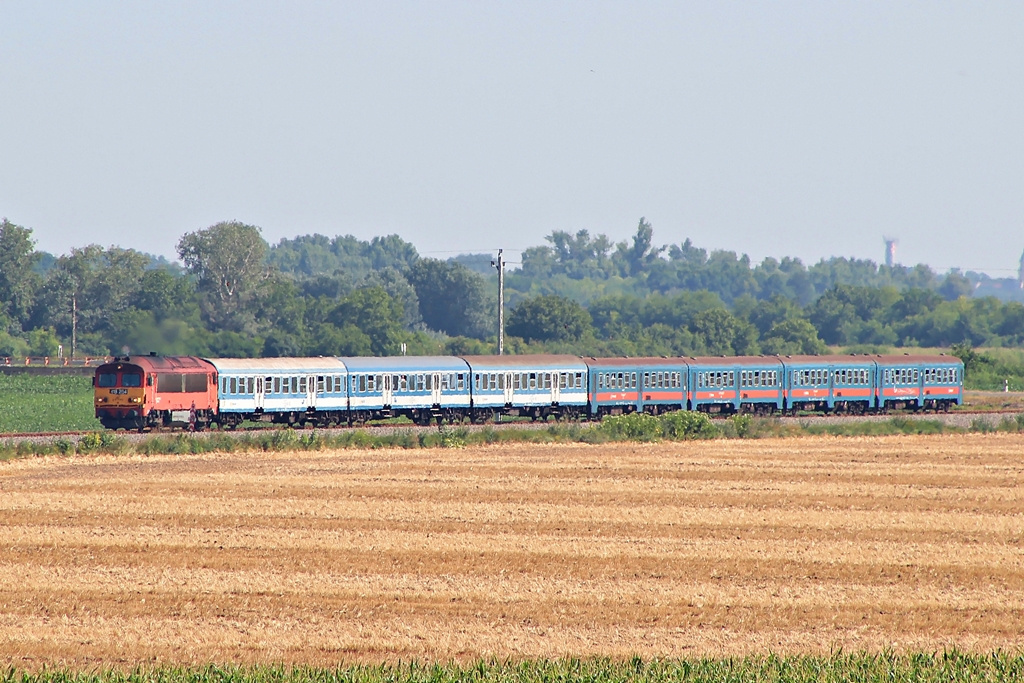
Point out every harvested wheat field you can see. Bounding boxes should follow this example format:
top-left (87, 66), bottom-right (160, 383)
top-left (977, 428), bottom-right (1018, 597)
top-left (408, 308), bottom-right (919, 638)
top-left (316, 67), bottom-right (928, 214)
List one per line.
top-left (1, 434), bottom-right (1023, 667)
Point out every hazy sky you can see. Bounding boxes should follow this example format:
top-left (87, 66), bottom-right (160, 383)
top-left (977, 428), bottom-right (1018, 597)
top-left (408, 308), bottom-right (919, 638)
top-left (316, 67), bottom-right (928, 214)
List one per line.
top-left (2, 2), bottom-right (1022, 275)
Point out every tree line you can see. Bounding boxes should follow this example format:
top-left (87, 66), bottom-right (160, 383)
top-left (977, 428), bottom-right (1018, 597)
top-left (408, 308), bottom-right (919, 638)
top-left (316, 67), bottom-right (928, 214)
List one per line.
top-left (1, 217), bottom-right (1021, 366)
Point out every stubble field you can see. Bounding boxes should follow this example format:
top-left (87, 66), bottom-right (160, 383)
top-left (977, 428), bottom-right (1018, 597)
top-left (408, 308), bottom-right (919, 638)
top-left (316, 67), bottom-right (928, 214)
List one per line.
top-left (1, 434), bottom-right (1023, 668)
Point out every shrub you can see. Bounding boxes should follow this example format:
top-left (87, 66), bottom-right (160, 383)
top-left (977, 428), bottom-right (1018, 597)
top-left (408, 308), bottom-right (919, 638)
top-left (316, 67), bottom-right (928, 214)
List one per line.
top-left (438, 426), bottom-right (467, 449)
top-left (77, 432), bottom-right (103, 454)
top-left (659, 411), bottom-right (719, 440)
top-left (601, 412), bottom-right (663, 442)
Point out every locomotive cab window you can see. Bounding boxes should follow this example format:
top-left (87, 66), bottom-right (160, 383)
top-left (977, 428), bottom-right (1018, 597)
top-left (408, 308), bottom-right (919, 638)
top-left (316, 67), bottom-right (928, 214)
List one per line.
top-left (122, 373), bottom-right (142, 387)
top-left (97, 373), bottom-right (117, 388)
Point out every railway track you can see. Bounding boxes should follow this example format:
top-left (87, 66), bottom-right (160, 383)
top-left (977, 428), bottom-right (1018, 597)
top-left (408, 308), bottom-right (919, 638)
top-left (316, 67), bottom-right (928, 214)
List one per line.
top-left (2, 408), bottom-right (1021, 445)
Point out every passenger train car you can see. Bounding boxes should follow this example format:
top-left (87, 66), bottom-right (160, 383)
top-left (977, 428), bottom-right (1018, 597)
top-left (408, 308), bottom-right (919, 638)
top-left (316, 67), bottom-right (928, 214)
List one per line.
top-left (94, 352), bottom-right (964, 430)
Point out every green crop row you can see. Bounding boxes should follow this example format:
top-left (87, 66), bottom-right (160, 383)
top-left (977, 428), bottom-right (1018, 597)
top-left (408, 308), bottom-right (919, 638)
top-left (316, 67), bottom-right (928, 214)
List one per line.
top-left (3, 652), bottom-right (1024, 683)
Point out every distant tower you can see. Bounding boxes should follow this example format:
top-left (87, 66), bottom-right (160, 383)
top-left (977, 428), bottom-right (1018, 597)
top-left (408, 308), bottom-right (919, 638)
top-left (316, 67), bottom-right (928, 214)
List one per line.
top-left (883, 237), bottom-right (898, 268)
top-left (1018, 250), bottom-right (1024, 289)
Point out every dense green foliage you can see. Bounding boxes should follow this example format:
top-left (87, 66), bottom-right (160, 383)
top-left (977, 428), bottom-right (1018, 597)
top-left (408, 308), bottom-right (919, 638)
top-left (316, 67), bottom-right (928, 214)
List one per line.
top-left (0, 373), bottom-right (99, 433)
top-left (2, 216), bottom-right (1024, 360)
top-left (2, 652), bottom-right (1024, 682)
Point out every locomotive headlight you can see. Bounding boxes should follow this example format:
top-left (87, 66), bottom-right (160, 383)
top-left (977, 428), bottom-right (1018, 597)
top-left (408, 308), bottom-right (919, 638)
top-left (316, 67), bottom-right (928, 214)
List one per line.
top-left (130, 397), bottom-right (142, 403)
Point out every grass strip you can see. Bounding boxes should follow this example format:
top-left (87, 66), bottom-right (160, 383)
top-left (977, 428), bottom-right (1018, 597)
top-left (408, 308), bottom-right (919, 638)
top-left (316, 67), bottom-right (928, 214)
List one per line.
top-left (4, 411), bottom-right (1024, 459)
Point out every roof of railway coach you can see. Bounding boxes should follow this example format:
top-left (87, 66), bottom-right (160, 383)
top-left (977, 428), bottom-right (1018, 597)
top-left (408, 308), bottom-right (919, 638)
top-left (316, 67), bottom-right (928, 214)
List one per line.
top-left (205, 357), bottom-right (349, 372)
top-left (460, 354), bottom-right (588, 369)
top-left (872, 354), bottom-right (964, 365)
top-left (340, 356), bottom-right (470, 371)
top-left (100, 355), bottom-right (214, 373)
top-left (585, 357), bottom-right (687, 368)
top-left (684, 356), bottom-right (785, 367)
top-left (775, 354), bottom-right (879, 366)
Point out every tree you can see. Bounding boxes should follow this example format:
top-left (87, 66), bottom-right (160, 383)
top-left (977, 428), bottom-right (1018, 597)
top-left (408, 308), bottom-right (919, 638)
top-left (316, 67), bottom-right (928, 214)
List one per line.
top-left (327, 287), bottom-right (405, 356)
top-left (507, 294), bottom-right (592, 343)
top-left (760, 318), bottom-right (828, 355)
top-left (613, 217), bottom-right (665, 276)
top-left (0, 219), bottom-right (42, 328)
top-left (407, 259), bottom-right (493, 339)
top-left (177, 221), bottom-right (270, 331)
top-left (30, 245), bottom-right (149, 344)
top-left (359, 267), bottom-right (422, 328)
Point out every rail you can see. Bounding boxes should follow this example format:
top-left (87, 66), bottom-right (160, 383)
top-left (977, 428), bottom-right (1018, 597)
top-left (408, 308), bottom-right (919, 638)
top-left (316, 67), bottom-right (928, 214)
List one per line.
top-left (1, 356), bottom-right (113, 367)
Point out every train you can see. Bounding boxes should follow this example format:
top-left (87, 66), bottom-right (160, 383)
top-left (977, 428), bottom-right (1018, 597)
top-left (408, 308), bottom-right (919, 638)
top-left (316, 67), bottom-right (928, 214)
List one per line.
top-left (93, 352), bottom-right (964, 431)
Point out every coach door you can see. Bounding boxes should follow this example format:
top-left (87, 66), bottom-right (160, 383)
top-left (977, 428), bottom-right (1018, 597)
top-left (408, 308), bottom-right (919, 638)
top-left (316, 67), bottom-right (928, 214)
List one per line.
top-left (503, 372), bottom-right (514, 405)
top-left (305, 375), bottom-right (316, 410)
top-left (254, 377), bottom-right (265, 411)
top-left (550, 371), bottom-right (561, 404)
top-left (382, 374), bottom-right (394, 406)
top-left (431, 373), bottom-right (442, 405)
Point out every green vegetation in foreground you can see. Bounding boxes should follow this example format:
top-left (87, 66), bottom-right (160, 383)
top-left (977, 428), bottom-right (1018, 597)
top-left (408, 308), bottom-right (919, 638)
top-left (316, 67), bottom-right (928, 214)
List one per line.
top-left (0, 373), bottom-right (99, 433)
top-left (4, 653), bottom-right (1024, 683)
top-left (5, 410), bottom-right (1024, 460)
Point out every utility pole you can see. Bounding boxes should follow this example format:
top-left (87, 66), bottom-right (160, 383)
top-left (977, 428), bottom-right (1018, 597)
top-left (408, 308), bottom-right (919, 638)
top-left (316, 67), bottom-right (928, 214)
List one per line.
top-left (71, 292), bottom-right (77, 359)
top-left (492, 249), bottom-right (504, 355)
